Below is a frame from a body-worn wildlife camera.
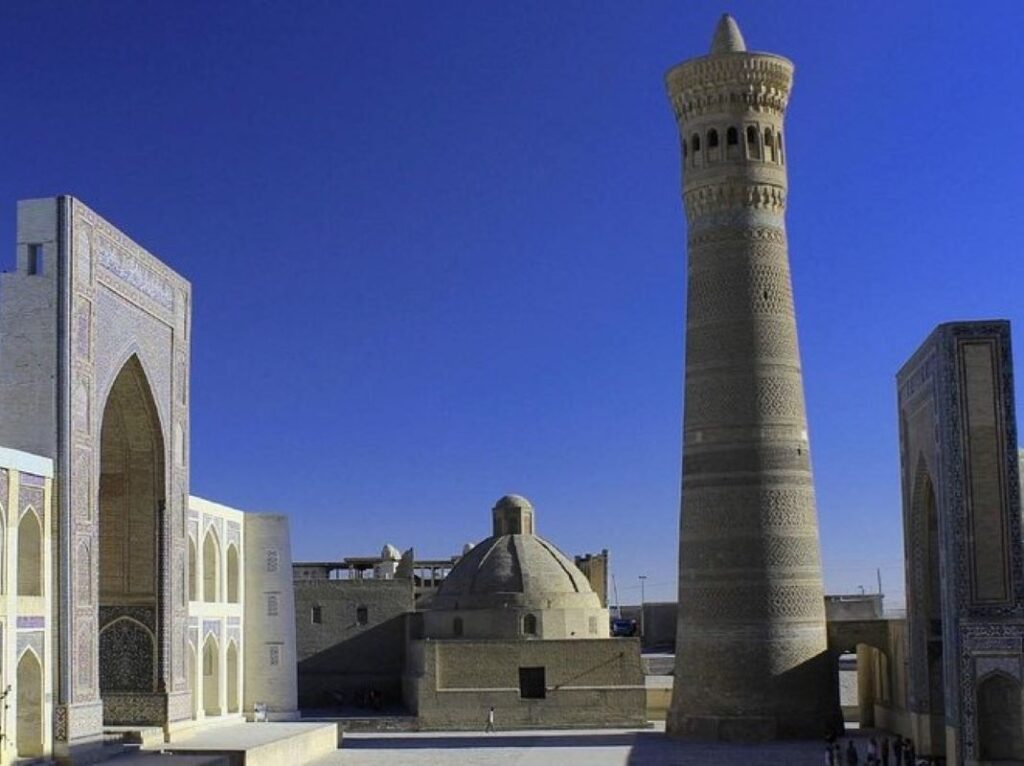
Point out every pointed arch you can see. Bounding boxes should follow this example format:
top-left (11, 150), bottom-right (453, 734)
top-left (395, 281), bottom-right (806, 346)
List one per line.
top-left (16, 647), bottom-right (43, 757)
top-left (226, 543), bottom-right (240, 604)
top-left (226, 640), bottom-right (240, 713)
top-left (978, 671), bottom-right (1024, 760)
top-left (188, 641), bottom-right (198, 719)
top-left (203, 527), bottom-right (220, 603)
top-left (17, 507), bottom-right (42, 596)
top-left (98, 353), bottom-right (165, 711)
top-left (202, 634), bottom-right (221, 717)
top-left (746, 124), bottom-right (761, 159)
top-left (188, 535), bottom-right (198, 601)
top-left (99, 616), bottom-right (156, 692)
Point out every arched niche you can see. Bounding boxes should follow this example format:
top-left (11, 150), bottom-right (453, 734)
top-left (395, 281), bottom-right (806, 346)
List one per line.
top-left (203, 529), bottom-right (220, 603)
top-left (17, 508), bottom-right (42, 596)
top-left (226, 544), bottom-right (240, 604)
top-left (188, 536), bottom-right (198, 602)
top-left (99, 617), bottom-right (156, 692)
top-left (977, 672), bottom-right (1024, 761)
top-left (98, 354), bottom-right (165, 706)
top-left (202, 634), bottom-right (220, 717)
top-left (226, 640), bottom-right (239, 713)
top-left (16, 648), bottom-right (43, 757)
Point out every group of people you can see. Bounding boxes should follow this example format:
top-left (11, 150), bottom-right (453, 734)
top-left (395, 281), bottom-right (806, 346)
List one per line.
top-left (826, 734), bottom-right (922, 765)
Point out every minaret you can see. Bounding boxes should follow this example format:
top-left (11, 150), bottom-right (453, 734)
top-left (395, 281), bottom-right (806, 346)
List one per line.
top-left (665, 15), bottom-right (837, 740)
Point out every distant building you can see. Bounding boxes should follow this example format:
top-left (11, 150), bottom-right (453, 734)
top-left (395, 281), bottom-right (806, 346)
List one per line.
top-left (293, 517), bottom-right (617, 717)
top-left (405, 495), bottom-right (645, 729)
top-left (574, 549), bottom-right (609, 607)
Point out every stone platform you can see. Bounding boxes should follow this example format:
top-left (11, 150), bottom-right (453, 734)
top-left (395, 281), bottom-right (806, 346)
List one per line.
top-left (159, 722), bottom-right (340, 766)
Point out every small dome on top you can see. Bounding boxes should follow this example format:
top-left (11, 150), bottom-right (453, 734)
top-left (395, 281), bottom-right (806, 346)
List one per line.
top-left (494, 494), bottom-right (533, 510)
top-left (709, 13), bottom-right (746, 54)
top-left (492, 494), bottom-right (536, 536)
top-left (381, 543), bottom-right (401, 561)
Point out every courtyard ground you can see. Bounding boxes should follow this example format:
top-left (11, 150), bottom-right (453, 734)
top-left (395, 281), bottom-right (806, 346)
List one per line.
top-left (311, 723), bottom-right (875, 766)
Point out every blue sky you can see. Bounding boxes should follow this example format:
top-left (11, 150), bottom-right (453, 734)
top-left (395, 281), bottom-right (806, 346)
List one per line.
top-left (1, 1), bottom-right (1021, 607)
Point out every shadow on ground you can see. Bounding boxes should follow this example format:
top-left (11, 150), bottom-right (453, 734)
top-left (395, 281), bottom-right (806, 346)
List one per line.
top-left (343, 728), bottom-right (870, 766)
top-left (343, 733), bottom-right (637, 750)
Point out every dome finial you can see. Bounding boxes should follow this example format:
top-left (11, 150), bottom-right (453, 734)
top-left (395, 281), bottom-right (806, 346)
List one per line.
top-left (493, 494), bottom-right (535, 536)
top-left (710, 13), bottom-right (746, 54)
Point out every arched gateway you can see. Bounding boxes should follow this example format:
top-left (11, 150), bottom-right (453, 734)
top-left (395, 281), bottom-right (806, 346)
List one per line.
top-left (0, 197), bottom-right (194, 750)
top-left (99, 355), bottom-right (164, 702)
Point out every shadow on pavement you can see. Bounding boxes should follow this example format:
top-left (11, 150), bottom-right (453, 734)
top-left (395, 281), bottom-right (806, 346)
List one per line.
top-left (343, 732), bottom-right (637, 750)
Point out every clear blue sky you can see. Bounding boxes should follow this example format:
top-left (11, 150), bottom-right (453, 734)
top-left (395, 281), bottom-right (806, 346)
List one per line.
top-left (2, 1), bottom-right (1021, 607)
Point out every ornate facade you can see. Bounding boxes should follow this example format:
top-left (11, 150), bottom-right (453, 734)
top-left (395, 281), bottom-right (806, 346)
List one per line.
top-left (0, 197), bottom-right (298, 762)
top-left (895, 321), bottom-right (1024, 764)
top-left (665, 15), bottom-right (837, 740)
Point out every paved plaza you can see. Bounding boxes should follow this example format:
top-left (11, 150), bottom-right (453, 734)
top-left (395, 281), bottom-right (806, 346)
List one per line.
top-left (313, 724), bottom-right (871, 766)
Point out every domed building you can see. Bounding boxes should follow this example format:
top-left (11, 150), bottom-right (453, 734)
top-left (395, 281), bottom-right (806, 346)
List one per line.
top-left (404, 495), bottom-right (645, 730)
top-left (424, 495), bottom-right (607, 640)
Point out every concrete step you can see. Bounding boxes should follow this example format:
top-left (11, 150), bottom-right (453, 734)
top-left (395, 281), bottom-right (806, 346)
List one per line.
top-left (162, 721), bottom-right (340, 766)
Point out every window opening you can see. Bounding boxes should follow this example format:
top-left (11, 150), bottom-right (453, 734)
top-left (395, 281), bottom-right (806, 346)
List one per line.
top-left (27, 244), bottom-right (43, 276)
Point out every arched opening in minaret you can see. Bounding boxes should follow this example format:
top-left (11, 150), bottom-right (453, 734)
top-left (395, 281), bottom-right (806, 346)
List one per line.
top-left (726, 126), bottom-right (740, 159)
top-left (764, 127), bottom-right (776, 162)
top-left (98, 354), bottom-right (165, 718)
top-left (777, 131), bottom-right (785, 164)
top-left (746, 125), bottom-right (761, 159)
top-left (707, 129), bottom-right (720, 161)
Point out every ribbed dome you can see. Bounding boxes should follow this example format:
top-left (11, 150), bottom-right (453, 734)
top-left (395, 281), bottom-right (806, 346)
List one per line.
top-left (432, 532), bottom-right (600, 611)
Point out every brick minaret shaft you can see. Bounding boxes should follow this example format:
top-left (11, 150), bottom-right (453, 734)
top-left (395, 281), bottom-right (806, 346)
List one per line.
top-left (665, 15), bottom-right (836, 740)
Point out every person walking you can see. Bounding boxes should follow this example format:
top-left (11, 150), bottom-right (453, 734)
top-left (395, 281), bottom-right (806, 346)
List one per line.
top-left (485, 706), bottom-right (495, 733)
top-left (868, 737), bottom-right (878, 764)
top-left (905, 739), bottom-right (916, 766)
top-left (825, 742), bottom-right (835, 766)
top-left (881, 736), bottom-right (890, 766)
top-left (846, 739), bottom-right (860, 766)
top-left (893, 735), bottom-right (903, 766)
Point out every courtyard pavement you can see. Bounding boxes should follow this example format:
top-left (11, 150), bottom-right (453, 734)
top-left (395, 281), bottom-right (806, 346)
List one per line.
top-left (312, 723), bottom-right (872, 766)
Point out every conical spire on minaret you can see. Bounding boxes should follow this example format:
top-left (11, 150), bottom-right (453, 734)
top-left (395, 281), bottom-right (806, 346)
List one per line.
top-left (709, 13), bottom-right (746, 54)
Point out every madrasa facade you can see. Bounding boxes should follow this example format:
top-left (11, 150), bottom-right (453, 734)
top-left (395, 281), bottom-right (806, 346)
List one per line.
top-left (0, 197), bottom-right (299, 762)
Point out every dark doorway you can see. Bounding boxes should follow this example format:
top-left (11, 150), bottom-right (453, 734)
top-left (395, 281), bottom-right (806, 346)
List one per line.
top-left (518, 667), bottom-right (546, 699)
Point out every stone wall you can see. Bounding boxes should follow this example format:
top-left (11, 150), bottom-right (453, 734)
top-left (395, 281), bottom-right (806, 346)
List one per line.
top-left (406, 638), bottom-right (645, 729)
top-left (294, 578), bottom-right (413, 708)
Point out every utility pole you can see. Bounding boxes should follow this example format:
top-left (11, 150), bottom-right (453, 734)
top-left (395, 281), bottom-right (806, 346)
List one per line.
top-left (638, 575), bottom-right (647, 645)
